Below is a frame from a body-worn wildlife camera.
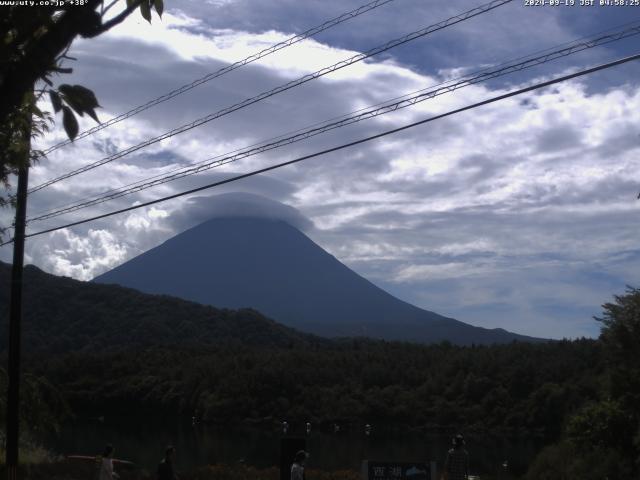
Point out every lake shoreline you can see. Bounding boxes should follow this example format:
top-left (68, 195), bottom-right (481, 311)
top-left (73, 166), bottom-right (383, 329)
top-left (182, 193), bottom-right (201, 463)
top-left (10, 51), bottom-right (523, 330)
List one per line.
top-left (3, 459), bottom-right (508, 480)
top-left (43, 419), bottom-right (542, 478)
top-left (62, 413), bottom-right (552, 439)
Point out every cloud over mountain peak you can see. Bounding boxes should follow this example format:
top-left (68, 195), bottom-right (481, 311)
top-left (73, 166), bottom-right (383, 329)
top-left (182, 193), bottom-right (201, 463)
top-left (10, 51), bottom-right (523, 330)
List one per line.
top-left (172, 192), bottom-right (314, 232)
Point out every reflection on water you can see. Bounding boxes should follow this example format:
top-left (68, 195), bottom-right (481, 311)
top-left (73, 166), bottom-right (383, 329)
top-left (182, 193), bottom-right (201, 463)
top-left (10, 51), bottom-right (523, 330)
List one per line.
top-left (46, 418), bottom-right (542, 477)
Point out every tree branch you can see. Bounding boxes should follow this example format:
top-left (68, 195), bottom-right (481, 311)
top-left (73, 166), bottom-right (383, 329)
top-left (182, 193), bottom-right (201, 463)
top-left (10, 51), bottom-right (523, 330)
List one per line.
top-left (86, 0), bottom-right (144, 38)
top-left (101, 0), bottom-right (120, 16)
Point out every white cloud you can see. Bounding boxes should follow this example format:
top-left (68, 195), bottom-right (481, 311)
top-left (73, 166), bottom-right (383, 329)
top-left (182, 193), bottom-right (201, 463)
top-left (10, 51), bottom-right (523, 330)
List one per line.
top-left (35, 229), bottom-right (128, 280)
top-left (394, 262), bottom-right (494, 282)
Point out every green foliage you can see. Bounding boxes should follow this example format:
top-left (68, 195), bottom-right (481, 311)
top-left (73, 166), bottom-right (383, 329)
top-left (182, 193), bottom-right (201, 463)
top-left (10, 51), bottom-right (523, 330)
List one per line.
top-left (596, 287), bottom-right (640, 472)
top-left (0, 90), bottom-right (49, 210)
top-left (597, 286), bottom-right (640, 409)
top-left (61, 106), bottom-right (79, 141)
top-left (525, 287), bottom-right (640, 478)
top-left (567, 399), bottom-right (635, 453)
top-left (153, 0), bottom-right (165, 18)
top-left (524, 440), bottom-right (633, 480)
top-left (0, 442), bottom-right (55, 467)
top-left (49, 91), bottom-right (63, 113)
top-left (58, 84), bottom-right (100, 123)
top-left (25, 340), bottom-right (605, 434)
top-left (140, 1), bottom-right (152, 22)
top-left (128, 0), bottom-right (164, 21)
top-left (0, 368), bottom-right (71, 440)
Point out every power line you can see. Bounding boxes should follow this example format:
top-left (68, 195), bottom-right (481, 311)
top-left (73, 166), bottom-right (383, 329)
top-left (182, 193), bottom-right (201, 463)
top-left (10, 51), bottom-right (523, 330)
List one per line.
top-left (42, 0), bottom-right (398, 155)
top-left (31, 18), bottom-right (640, 219)
top-left (26, 21), bottom-right (640, 223)
top-left (28, 0), bottom-right (513, 193)
top-left (3, 51), bottom-right (636, 246)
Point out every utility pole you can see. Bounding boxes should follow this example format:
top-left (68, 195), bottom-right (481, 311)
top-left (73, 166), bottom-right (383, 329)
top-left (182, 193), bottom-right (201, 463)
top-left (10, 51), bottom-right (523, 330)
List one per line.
top-left (5, 117), bottom-right (31, 480)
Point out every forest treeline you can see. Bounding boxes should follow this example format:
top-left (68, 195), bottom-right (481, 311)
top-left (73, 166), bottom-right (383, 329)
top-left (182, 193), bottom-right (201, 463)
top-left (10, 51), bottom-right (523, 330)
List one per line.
top-left (28, 339), bottom-right (603, 435)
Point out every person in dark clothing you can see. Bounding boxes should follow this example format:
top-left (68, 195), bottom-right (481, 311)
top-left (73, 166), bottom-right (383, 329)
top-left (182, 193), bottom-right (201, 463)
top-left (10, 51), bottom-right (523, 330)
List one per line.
top-left (442, 434), bottom-right (469, 480)
top-left (157, 446), bottom-right (178, 480)
top-left (290, 450), bottom-right (308, 480)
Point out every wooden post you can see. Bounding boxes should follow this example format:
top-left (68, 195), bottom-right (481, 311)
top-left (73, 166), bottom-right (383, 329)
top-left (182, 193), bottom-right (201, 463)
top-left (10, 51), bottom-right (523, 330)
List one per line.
top-left (5, 132), bottom-right (30, 480)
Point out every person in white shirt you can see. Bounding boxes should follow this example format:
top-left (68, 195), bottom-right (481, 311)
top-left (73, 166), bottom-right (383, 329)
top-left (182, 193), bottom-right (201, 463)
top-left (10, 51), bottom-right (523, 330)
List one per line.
top-left (290, 450), bottom-right (308, 480)
top-left (97, 444), bottom-right (119, 480)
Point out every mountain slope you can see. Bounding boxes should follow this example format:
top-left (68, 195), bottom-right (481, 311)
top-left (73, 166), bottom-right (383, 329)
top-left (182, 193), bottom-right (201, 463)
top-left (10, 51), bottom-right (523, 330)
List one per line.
top-left (0, 261), bottom-right (319, 354)
top-left (94, 217), bottom-right (541, 345)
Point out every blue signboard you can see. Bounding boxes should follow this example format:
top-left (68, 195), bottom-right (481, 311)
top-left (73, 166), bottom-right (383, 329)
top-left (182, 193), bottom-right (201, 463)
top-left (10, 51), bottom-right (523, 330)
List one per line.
top-left (362, 461), bottom-right (436, 480)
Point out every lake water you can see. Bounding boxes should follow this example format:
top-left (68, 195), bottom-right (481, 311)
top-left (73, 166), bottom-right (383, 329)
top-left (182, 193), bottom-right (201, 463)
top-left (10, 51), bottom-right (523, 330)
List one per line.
top-left (45, 418), bottom-right (543, 477)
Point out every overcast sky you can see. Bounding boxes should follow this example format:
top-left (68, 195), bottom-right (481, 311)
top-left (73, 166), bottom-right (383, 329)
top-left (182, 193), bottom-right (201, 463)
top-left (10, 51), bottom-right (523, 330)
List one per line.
top-left (1, 0), bottom-right (639, 339)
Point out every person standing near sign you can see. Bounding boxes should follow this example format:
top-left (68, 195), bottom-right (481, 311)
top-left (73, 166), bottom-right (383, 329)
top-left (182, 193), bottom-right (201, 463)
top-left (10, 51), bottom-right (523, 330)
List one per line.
top-left (97, 444), bottom-right (119, 480)
top-left (158, 446), bottom-right (179, 480)
top-left (291, 450), bottom-right (308, 480)
top-left (441, 434), bottom-right (469, 480)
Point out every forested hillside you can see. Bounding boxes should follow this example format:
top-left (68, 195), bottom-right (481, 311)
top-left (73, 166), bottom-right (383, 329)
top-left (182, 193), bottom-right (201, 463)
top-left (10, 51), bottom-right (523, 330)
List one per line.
top-left (0, 262), bottom-right (320, 352)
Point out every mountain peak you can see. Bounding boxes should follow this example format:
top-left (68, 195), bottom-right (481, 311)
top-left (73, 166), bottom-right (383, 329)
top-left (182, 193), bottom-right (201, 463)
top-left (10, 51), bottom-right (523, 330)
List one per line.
top-left (95, 215), bottom-right (543, 345)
